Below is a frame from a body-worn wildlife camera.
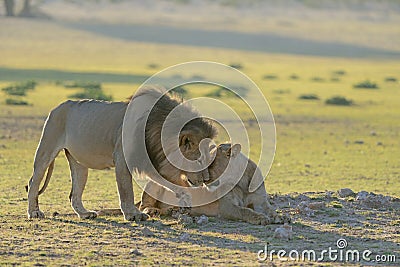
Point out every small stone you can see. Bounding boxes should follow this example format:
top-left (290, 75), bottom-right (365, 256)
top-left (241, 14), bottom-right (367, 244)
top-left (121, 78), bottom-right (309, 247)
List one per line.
top-left (354, 140), bottom-right (364, 144)
top-left (141, 227), bottom-right (154, 237)
top-left (338, 188), bottom-right (355, 198)
top-left (308, 201), bottom-right (325, 210)
top-left (178, 214), bottom-right (194, 224)
top-left (130, 248), bottom-right (142, 256)
top-left (196, 215), bottom-right (209, 225)
top-left (179, 232), bottom-right (190, 241)
top-left (356, 191), bottom-right (369, 201)
top-left (52, 211), bottom-right (59, 217)
top-left (273, 223), bottom-right (293, 240)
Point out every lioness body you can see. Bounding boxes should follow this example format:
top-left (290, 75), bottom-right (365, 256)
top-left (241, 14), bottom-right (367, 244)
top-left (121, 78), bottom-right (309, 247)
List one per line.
top-left (140, 144), bottom-right (287, 225)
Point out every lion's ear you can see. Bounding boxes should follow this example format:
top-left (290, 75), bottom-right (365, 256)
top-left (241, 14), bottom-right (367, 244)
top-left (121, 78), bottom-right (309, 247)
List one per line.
top-left (179, 133), bottom-right (193, 150)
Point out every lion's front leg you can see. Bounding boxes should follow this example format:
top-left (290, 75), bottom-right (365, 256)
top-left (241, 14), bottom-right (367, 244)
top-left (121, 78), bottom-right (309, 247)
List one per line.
top-left (114, 149), bottom-right (148, 222)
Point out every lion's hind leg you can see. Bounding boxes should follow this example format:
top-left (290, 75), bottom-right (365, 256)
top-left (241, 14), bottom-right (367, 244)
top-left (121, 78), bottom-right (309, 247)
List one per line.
top-left (66, 150), bottom-right (97, 219)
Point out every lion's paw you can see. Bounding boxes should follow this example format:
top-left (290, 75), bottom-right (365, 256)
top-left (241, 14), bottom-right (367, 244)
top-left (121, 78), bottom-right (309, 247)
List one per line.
top-left (28, 210), bottom-right (45, 219)
top-left (142, 207), bottom-right (161, 217)
top-left (79, 211), bottom-right (98, 219)
top-left (125, 211), bottom-right (149, 222)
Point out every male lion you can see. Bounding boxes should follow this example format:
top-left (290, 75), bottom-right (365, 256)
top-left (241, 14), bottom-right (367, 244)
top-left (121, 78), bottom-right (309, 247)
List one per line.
top-left (139, 143), bottom-right (289, 225)
top-left (27, 86), bottom-right (216, 221)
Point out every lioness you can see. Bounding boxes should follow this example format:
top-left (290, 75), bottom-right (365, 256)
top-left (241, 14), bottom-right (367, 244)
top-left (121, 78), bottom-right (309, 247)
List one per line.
top-left (140, 143), bottom-right (289, 225)
top-left (27, 86), bottom-right (216, 221)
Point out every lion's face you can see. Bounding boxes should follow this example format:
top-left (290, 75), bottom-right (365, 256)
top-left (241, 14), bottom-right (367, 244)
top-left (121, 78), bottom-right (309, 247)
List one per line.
top-left (178, 133), bottom-right (213, 186)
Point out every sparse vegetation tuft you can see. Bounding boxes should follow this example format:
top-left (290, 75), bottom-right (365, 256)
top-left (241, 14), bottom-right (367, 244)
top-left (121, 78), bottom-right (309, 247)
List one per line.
top-left (353, 80), bottom-right (379, 89)
top-left (272, 89), bottom-right (291, 94)
top-left (228, 63), bottom-right (243, 70)
top-left (298, 94), bottom-right (319, 100)
top-left (2, 80), bottom-right (37, 96)
top-left (263, 74), bottom-right (278, 80)
top-left (385, 77), bottom-right (397, 82)
top-left (206, 86), bottom-right (238, 98)
top-left (325, 96), bottom-right (353, 106)
top-left (66, 81), bottom-right (113, 101)
top-left (5, 98), bottom-right (30, 106)
top-left (171, 86), bottom-right (188, 97)
top-left (311, 77), bottom-right (325, 82)
top-left (289, 74), bottom-right (299, 80)
top-left (333, 70), bottom-right (346, 76)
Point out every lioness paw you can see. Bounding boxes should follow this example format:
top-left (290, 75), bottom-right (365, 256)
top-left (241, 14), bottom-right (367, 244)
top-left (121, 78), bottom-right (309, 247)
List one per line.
top-left (28, 210), bottom-right (45, 219)
top-left (142, 207), bottom-right (161, 217)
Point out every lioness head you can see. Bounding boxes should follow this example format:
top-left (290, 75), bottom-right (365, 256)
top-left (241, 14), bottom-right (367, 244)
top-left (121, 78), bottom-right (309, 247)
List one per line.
top-left (207, 143), bottom-right (264, 193)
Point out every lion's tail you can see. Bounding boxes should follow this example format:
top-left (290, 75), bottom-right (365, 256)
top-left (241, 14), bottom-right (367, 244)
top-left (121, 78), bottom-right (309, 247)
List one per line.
top-left (25, 159), bottom-right (55, 195)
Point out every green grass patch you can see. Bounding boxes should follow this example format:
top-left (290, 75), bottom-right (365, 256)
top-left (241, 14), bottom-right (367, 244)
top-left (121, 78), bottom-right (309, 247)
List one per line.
top-left (353, 80), bottom-right (379, 89)
top-left (298, 94), bottom-right (319, 100)
top-left (325, 96), bottom-right (353, 106)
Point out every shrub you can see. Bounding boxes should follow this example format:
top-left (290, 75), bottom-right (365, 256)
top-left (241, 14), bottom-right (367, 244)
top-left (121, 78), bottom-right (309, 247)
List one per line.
top-left (289, 74), bottom-right (299, 80)
top-left (331, 77), bottom-right (340, 82)
top-left (263, 74), bottom-right (278, 80)
top-left (206, 86), bottom-right (238, 98)
top-left (311, 77), bottom-right (325, 82)
top-left (353, 80), bottom-right (379, 89)
top-left (228, 63), bottom-right (243, 70)
top-left (2, 80), bottom-right (37, 96)
top-left (385, 77), bottom-right (397, 82)
top-left (325, 96), bottom-right (353, 106)
top-left (298, 94), bottom-right (319, 100)
top-left (273, 89), bottom-right (291, 94)
top-left (5, 98), bottom-right (30, 105)
top-left (148, 63), bottom-right (159, 69)
top-left (333, 70), bottom-right (346, 76)
top-left (64, 81), bottom-right (102, 91)
top-left (170, 86), bottom-right (188, 97)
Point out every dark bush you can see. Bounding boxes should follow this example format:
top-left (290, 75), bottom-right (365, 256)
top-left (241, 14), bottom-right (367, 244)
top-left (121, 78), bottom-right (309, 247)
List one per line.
top-left (148, 63), bottom-right (159, 69)
top-left (311, 77), bottom-right (325, 82)
top-left (2, 80), bottom-right (37, 96)
top-left (170, 86), bottom-right (188, 97)
top-left (289, 74), bottom-right (299, 80)
top-left (263, 74), bottom-right (278, 80)
top-left (228, 63), bottom-right (243, 70)
top-left (333, 70), bottom-right (346, 76)
top-left (298, 94), bottom-right (319, 100)
top-left (64, 82), bottom-right (102, 91)
top-left (353, 80), bottom-right (378, 89)
top-left (5, 98), bottom-right (30, 105)
top-left (206, 86), bottom-right (238, 98)
top-left (325, 96), bottom-right (353, 106)
top-left (272, 89), bottom-right (291, 94)
top-left (385, 77), bottom-right (397, 82)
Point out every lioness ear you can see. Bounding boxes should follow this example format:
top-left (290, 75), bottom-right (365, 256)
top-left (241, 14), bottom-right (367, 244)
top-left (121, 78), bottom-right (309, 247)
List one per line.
top-left (230, 144), bottom-right (241, 158)
top-left (224, 143), bottom-right (241, 158)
